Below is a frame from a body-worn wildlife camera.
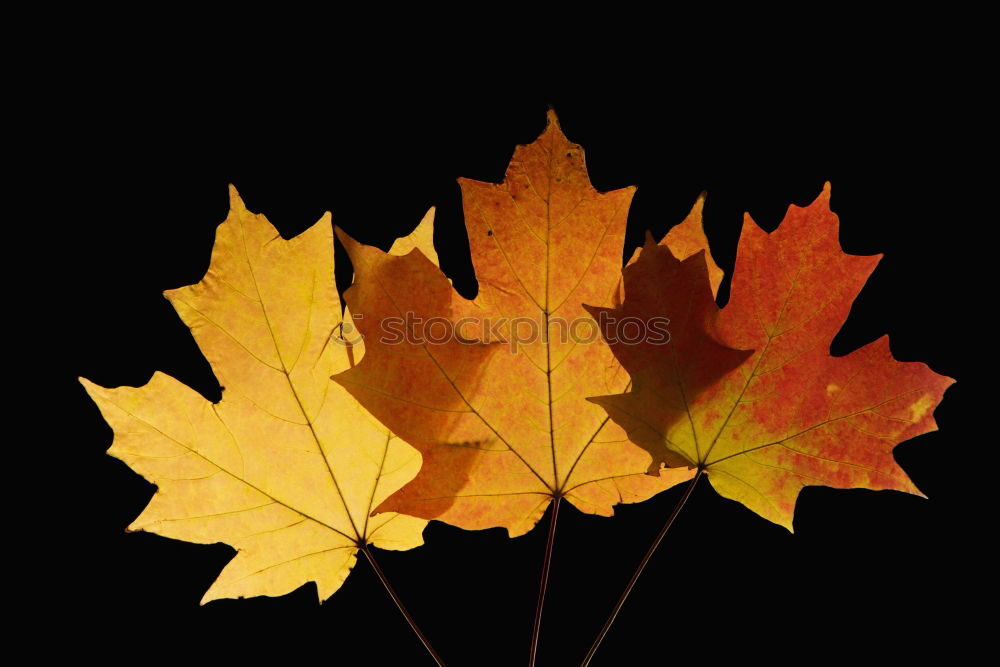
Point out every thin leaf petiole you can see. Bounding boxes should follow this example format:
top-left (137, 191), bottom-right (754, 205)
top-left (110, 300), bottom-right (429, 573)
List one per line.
top-left (580, 469), bottom-right (703, 666)
top-left (362, 544), bottom-right (446, 666)
top-left (529, 496), bottom-right (562, 667)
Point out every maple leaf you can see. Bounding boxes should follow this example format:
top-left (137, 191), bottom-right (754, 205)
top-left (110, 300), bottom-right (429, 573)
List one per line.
top-left (333, 111), bottom-right (699, 536)
top-left (79, 188), bottom-right (427, 602)
top-left (588, 183), bottom-right (955, 529)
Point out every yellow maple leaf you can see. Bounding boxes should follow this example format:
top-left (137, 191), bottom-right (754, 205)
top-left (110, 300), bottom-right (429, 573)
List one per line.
top-left (80, 187), bottom-right (426, 603)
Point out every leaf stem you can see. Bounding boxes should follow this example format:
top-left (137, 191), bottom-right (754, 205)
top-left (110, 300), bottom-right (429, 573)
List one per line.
top-left (362, 544), bottom-right (446, 667)
top-left (580, 469), bottom-right (703, 667)
top-left (529, 496), bottom-right (562, 667)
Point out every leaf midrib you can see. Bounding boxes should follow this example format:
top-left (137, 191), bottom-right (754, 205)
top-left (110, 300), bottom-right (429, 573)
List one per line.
top-left (237, 216), bottom-right (367, 544)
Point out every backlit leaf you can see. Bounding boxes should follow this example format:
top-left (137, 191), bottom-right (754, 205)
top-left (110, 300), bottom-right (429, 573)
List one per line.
top-left (334, 111), bottom-right (700, 536)
top-left (80, 188), bottom-right (427, 602)
top-left (589, 184), bottom-right (955, 529)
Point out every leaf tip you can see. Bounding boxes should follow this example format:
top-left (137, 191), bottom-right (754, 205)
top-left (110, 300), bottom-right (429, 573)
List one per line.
top-left (742, 210), bottom-right (765, 235)
top-left (581, 302), bottom-right (610, 321)
top-left (333, 225), bottom-right (358, 254)
top-left (584, 393), bottom-right (608, 407)
top-left (227, 183), bottom-right (246, 210)
top-left (545, 106), bottom-right (561, 129)
top-left (683, 191), bottom-right (707, 220)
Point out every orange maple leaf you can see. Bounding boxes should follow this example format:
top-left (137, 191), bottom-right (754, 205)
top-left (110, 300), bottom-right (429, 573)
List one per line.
top-left (333, 111), bottom-right (699, 536)
top-left (588, 184), bottom-right (955, 529)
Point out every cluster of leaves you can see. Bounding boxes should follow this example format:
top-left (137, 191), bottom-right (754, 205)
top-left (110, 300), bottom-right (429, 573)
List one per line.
top-left (81, 111), bottom-right (952, 662)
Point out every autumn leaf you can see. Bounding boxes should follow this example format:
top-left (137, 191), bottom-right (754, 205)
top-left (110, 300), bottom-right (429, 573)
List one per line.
top-left (588, 183), bottom-right (955, 529)
top-left (333, 110), bottom-right (698, 536)
top-left (621, 191), bottom-right (724, 296)
top-left (79, 188), bottom-right (427, 603)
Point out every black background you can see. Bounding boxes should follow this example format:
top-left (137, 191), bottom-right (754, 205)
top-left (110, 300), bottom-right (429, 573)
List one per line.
top-left (52, 67), bottom-right (975, 665)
